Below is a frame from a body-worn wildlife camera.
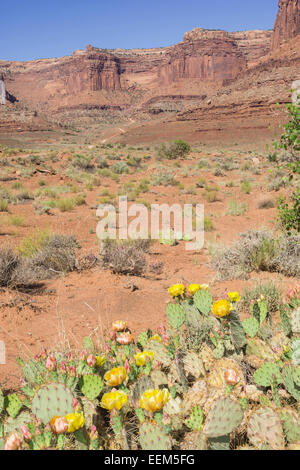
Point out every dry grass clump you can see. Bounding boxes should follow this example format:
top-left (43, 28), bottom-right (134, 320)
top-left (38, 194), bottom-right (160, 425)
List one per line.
top-left (0, 247), bottom-right (21, 287)
top-left (212, 229), bottom-right (300, 280)
top-left (239, 281), bottom-right (282, 314)
top-left (100, 239), bottom-right (150, 276)
top-left (0, 235), bottom-right (79, 287)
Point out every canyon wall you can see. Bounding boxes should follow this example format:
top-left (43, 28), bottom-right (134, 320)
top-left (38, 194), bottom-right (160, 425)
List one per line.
top-left (272, 0), bottom-right (300, 49)
top-left (0, 28), bottom-right (272, 111)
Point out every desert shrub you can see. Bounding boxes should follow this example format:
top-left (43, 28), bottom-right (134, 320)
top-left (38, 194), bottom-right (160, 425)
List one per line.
top-left (240, 180), bottom-right (252, 194)
top-left (72, 154), bottom-right (94, 170)
top-left (158, 140), bottom-right (191, 160)
top-left (17, 230), bottom-right (51, 258)
top-left (151, 169), bottom-right (178, 186)
top-left (56, 198), bottom-right (75, 212)
top-left (95, 156), bottom-right (109, 169)
top-left (100, 239), bottom-right (148, 275)
top-left (112, 162), bottom-right (129, 174)
top-left (226, 200), bottom-right (247, 216)
top-left (0, 247), bottom-right (21, 286)
top-left (0, 199), bottom-right (8, 212)
top-left (213, 229), bottom-right (300, 279)
top-left (204, 217), bottom-right (214, 232)
top-left (257, 197), bottom-right (275, 209)
top-left (277, 189), bottom-right (300, 234)
top-left (205, 190), bottom-right (219, 203)
top-left (8, 215), bottom-right (25, 226)
top-left (267, 177), bottom-right (286, 192)
top-left (239, 281), bottom-right (282, 314)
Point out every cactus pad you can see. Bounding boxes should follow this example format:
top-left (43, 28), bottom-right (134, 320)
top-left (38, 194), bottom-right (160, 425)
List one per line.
top-left (253, 362), bottom-right (282, 388)
top-left (203, 397), bottom-right (243, 437)
top-left (4, 411), bottom-right (32, 435)
top-left (293, 366), bottom-right (300, 387)
top-left (247, 407), bottom-right (284, 450)
top-left (291, 308), bottom-right (300, 334)
top-left (282, 365), bottom-right (300, 401)
top-left (193, 290), bottom-right (213, 316)
top-left (242, 317), bottom-right (259, 338)
top-left (139, 421), bottom-right (172, 450)
top-left (31, 383), bottom-right (74, 424)
top-left (180, 431), bottom-right (208, 450)
top-left (185, 405), bottom-right (204, 431)
top-left (5, 393), bottom-right (23, 418)
top-left (144, 340), bottom-right (172, 367)
top-left (279, 408), bottom-right (300, 443)
top-left (166, 303), bottom-right (185, 329)
top-left (80, 374), bottom-right (103, 400)
top-left (183, 351), bottom-right (205, 379)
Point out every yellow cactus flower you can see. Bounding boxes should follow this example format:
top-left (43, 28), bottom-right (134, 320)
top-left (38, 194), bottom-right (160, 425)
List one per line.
top-left (100, 390), bottom-right (128, 411)
top-left (139, 389), bottom-right (170, 413)
top-left (95, 356), bottom-right (106, 367)
top-left (134, 351), bottom-right (155, 366)
top-left (187, 284), bottom-right (209, 295)
top-left (104, 366), bottom-right (127, 387)
top-left (149, 334), bottom-right (162, 342)
top-left (168, 284), bottom-right (185, 297)
top-left (212, 299), bottom-right (232, 318)
top-left (112, 321), bottom-right (127, 332)
top-left (65, 411), bottom-right (85, 433)
top-left (227, 292), bottom-right (241, 303)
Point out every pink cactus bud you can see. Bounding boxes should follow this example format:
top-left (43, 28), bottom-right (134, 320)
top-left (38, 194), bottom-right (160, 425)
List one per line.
top-left (90, 425), bottom-right (97, 439)
top-left (124, 359), bottom-right (130, 373)
top-left (110, 331), bottom-right (117, 341)
top-left (46, 355), bottom-right (56, 371)
top-left (4, 432), bottom-right (23, 450)
top-left (104, 343), bottom-right (110, 353)
top-left (87, 354), bottom-right (96, 367)
top-left (66, 351), bottom-right (73, 361)
top-left (40, 348), bottom-right (48, 360)
top-left (79, 349), bottom-right (88, 361)
top-left (60, 361), bottom-right (67, 374)
top-left (68, 366), bottom-right (76, 376)
top-left (21, 425), bottom-right (31, 441)
top-left (72, 397), bottom-right (79, 410)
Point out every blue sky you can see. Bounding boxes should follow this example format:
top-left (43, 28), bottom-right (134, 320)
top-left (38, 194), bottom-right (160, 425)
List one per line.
top-left (1, 0), bottom-right (278, 61)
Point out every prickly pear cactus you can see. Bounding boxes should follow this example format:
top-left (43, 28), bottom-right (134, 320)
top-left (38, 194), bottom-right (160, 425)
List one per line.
top-left (242, 317), bottom-right (259, 338)
top-left (229, 310), bottom-right (247, 350)
top-left (132, 375), bottom-right (154, 405)
top-left (183, 351), bottom-right (205, 379)
top-left (247, 407), bottom-right (285, 450)
top-left (183, 303), bottom-right (202, 329)
top-left (150, 370), bottom-right (168, 389)
top-left (279, 408), bottom-right (300, 443)
top-left (282, 365), bottom-right (300, 400)
top-left (144, 340), bottom-right (172, 367)
top-left (253, 362), bottom-right (282, 388)
top-left (83, 336), bottom-right (94, 352)
top-left (185, 406), bottom-right (203, 431)
top-left (166, 303), bottom-right (185, 329)
top-left (279, 305), bottom-right (291, 336)
top-left (203, 397), bottom-right (244, 437)
top-left (137, 331), bottom-right (149, 349)
top-left (5, 393), bottom-right (23, 418)
top-left (80, 374), bottom-right (103, 400)
top-left (246, 337), bottom-right (276, 361)
top-left (180, 431), bottom-right (208, 450)
top-left (293, 366), bottom-right (300, 387)
top-left (291, 307), bottom-right (300, 334)
top-left (193, 290), bottom-right (213, 316)
top-left (164, 397), bottom-right (181, 416)
top-left (22, 359), bottom-right (46, 385)
top-left (139, 421), bottom-right (172, 450)
top-left (4, 411), bottom-right (32, 435)
top-left (31, 383), bottom-right (74, 424)
top-left (213, 342), bottom-right (225, 359)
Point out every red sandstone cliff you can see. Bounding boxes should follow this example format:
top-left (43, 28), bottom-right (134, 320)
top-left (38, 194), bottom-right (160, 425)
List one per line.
top-left (272, 0), bottom-right (300, 49)
top-left (0, 28), bottom-right (271, 112)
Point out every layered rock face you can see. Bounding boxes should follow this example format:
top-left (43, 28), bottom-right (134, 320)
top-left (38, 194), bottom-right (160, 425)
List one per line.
top-left (272, 0), bottom-right (300, 49)
top-left (0, 28), bottom-right (271, 112)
